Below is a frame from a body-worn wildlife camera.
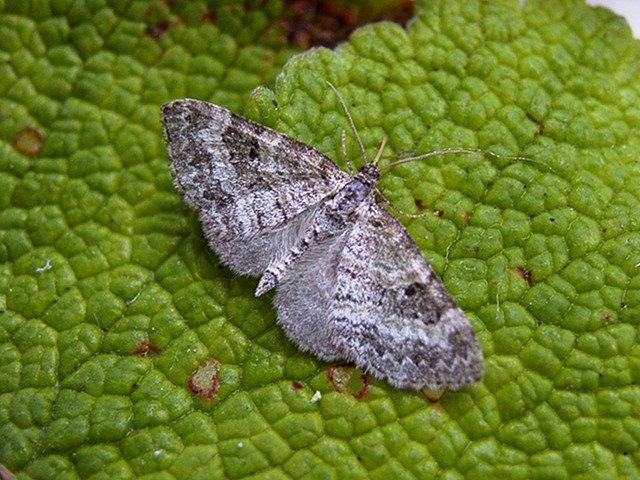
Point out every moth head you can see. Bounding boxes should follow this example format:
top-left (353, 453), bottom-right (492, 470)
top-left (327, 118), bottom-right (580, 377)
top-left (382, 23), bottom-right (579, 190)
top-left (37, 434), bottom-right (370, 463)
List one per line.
top-left (357, 163), bottom-right (380, 186)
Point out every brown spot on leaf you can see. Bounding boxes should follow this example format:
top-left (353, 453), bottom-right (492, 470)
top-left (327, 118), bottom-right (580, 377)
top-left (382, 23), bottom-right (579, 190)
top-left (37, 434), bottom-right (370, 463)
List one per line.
top-left (188, 358), bottom-right (221, 399)
top-left (414, 199), bottom-right (425, 210)
top-left (326, 365), bottom-right (370, 399)
top-left (133, 340), bottom-right (160, 357)
top-left (514, 266), bottom-right (532, 285)
top-left (201, 11), bottom-right (217, 22)
top-left (291, 380), bottom-right (304, 390)
top-left (435, 209), bottom-right (444, 217)
top-left (282, 0), bottom-right (414, 49)
top-left (12, 126), bottom-right (43, 157)
top-left (146, 19), bottom-right (171, 39)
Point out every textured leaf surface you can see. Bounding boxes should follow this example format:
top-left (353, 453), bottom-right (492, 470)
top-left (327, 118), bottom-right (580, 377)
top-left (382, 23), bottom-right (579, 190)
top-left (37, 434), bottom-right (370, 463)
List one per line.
top-left (1, 1), bottom-right (640, 479)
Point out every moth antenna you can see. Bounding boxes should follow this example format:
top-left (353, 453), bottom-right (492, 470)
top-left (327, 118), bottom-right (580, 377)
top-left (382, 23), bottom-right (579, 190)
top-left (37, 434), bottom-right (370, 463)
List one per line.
top-left (326, 81), bottom-right (368, 165)
top-left (385, 201), bottom-right (432, 219)
top-left (372, 135), bottom-right (388, 166)
top-left (340, 129), bottom-right (356, 173)
top-left (381, 148), bottom-right (541, 175)
top-left (381, 148), bottom-right (486, 174)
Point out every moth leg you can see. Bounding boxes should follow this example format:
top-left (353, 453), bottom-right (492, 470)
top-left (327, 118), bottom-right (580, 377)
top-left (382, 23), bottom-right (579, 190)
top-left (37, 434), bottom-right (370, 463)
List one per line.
top-left (375, 187), bottom-right (431, 219)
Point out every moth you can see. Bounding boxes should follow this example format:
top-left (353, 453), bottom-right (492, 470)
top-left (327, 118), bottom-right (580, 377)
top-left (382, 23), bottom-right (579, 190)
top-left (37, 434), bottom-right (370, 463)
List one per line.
top-left (161, 98), bottom-right (483, 390)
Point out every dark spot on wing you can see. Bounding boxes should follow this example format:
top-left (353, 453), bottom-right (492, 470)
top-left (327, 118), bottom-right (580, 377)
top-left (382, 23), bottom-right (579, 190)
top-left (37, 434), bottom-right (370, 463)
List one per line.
top-left (333, 292), bottom-right (359, 303)
top-left (404, 282), bottom-right (421, 297)
top-left (247, 137), bottom-right (260, 159)
top-left (369, 217), bottom-right (383, 228)
top-left (337, 265), bottom-right (358, 280)
top-left (221, 126), bottom-right (263, 165)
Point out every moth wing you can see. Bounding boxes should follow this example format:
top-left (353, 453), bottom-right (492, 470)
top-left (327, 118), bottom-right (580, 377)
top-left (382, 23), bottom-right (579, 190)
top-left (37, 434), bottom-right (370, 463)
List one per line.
top-left (274, 232), bottom-right (350, 361)
top-left (162, 99), bottom-right (350, 275)
top-left (330, 201), bottom-right (483, 390)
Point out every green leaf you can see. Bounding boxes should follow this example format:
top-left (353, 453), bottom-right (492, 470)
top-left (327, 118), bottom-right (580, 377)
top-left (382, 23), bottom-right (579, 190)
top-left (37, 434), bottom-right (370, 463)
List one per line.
top-left (1, 1), bottom-right (640, 479)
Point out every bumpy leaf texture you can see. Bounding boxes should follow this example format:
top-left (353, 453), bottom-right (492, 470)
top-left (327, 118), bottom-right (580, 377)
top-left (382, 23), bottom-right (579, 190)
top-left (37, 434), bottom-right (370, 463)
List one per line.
top-left (1, 0), bottom-right (640, 479)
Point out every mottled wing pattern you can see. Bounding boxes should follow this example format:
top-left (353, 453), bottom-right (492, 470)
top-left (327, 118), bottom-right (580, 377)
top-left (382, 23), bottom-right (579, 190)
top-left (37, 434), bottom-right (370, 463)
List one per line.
top-left (274, 232), bottom-right (351, 361)
top-left (162, 99), bottom-right (350, 275)
top-left (330, 201), bottom-right (484, 390)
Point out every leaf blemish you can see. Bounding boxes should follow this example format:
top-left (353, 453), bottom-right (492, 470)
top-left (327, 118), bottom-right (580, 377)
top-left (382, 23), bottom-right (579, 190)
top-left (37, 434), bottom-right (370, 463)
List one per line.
top-left (326, 365), bottom-right (370, 399)
top-left (200, 11), bottom-right (217, 23)
top-left (515, 266), bottom-right (533, 285)
top-left (132, 340), bottom-right (160, 357)
top-left (188, 358), bottom-right (221, 399)
top-left (146, 19), bottom-right (171, 39)
top-left (12, 125), bottom-right (44, 157)
top-left (281, 0), bottom-right (414, 49)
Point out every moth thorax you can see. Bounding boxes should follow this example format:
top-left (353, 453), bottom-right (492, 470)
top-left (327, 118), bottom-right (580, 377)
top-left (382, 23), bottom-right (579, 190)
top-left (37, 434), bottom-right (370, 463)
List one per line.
top-left (329, 178), bottom-right (371, 217)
